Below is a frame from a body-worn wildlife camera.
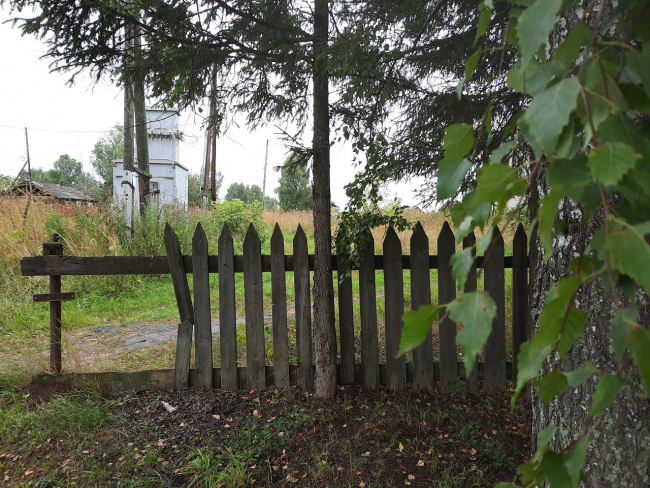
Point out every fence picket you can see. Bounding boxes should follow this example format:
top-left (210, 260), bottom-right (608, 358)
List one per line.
top-left (359, 230), bottom-right (379, 388)
top-left (463, 231), bottom-right (480, 390)
top-left (293, 225), bottom-right (313, 388)
top-left (438, 222), bottom-right (457, 389)
top-left (410, 222), bottom-right (433, 391)
top-left (337, 253), bottom-right (355, 385)
top-left (163, 224), bottom-right (194, 391)
top-left (484, 226), bottom-right (506, 392)
top-left (270, 224), bottom-right (290, 388)
top-left (512, 224), bottom-right (528, 388)
top-left (192, 223), bottom-right (213, 388)
top-left (244, 223), bottom-right (266, 390)
top-left (384, 227), bottom-right (406, 391)
top-left (218, 223), bottom-right (238, 390)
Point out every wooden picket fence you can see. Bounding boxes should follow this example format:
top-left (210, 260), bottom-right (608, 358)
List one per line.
top-left (21, 221), bottom-right (528, 393)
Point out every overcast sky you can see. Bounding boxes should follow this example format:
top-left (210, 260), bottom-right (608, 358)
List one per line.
top-left (0, 8), bottom-right (422, 207)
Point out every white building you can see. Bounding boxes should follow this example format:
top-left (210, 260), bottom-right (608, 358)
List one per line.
top-left (113, 108), bottom-right (188, 208)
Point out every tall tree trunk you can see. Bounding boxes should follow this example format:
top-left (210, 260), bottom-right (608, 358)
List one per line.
top-left (312, 0), bottom-right (337, 399)
top-left (123, 17), bottom-right (135, 233)
top-left (529, 5), bottom-right (650, 485)
top-left (133, 17), bottom-right (150, 216)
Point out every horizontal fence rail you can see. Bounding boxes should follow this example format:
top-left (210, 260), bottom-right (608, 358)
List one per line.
top-left (21, 254), bottom-right (521, 276)
top-left (22, 221), bottom-right (529, 394)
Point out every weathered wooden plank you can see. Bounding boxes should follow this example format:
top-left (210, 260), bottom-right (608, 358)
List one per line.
top-left (164, 224), bottom-right (194, 323)
top-left (192, 223), bottom-right (213, 389)
top-left (484, 226), bottom-right (506, 392)
top-left (33, 292), bottom-right (75, 302)
top-left (21, 253), bottom-right (521, 277)
top-left (337, 254), bottom-right (355, 385)
top-left (410, 222), bottom-right (433, 391)
top-left (270, 224), bottom-right (289, 388)
top-left (243, 223), bottom-right (266, 390)
top-left (383, 227), bottom-right (406, 391)
top-left (359, 230), bottom-right (379, 388)
top-left (164, 224), bottom-right (194, 391)
top-left (463, 231), bottom-right (480, 390)
top-left (174, 319), bottom-right (193, 390)
top-left (438, 221), bottom-right (457, 390)
top-left (44, 235), bottom-right (63, 374)
top-left (218, 223), bottom-right (238, 390)
top-left (512, 223), bottom-right (528, 388)
top-left (293, 225), bottom-right (313, 388)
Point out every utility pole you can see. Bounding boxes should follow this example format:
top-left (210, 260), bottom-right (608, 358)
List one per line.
top-left (262, 139), bottom-right (269, 210)
top-left (210, 74), bottom-right (218, 203)
top-left (24, 128), bottom-right (33, 197)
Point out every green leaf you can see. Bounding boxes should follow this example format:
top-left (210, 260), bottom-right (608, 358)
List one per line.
top-left (610, 307), bottom-right (637, 367)
top-left (513, 339), bottom-right (553, 406)
top-left (489, 141), bottom-right (517, 164)
top-left (526, 60), bottom-right (565, 95)
top-left (476, 227), bottom-right (494, 255)
top-left (437, 158), bottom-right (472, 201)
top-left (540, 451), bottom-right (572, 488)
top-left (474, 4), bottom-right (492, 46)
top-left (547, 157), bottom-right (591, 201)
top-left (537, 277), bottom-right (581, 343)
top-left (557, 307), bottom-right (588, 359)
top-left (538, 425), bottom-right (558, 452)
top-left (457, 50), bottom-right (482, 97)
top-left (565, 362), bottom-right (597, 387)
top-left (606, 221), bottom-right (650, 294)
top-left (443, 124), bottom-right (474, 158)
top-left (538, 185), bottom-right (569, 259)
top-left (471, 164), bottom-right (526, 210)
top-left (628, 326), bottom-right (650, 395)
top-left (516, 0), bottom-right (563, 70)
top-left (566, 436), bottom-right (589, 487)
top-left (554, 21), bottom-right (591, 70)
top-left (533, 370), bottom-right (569, 405)
top-left (587, 142), bottom-right (640, 186)
top-left (521, 77), bottom-right (581, 153)
top-left (398, 305), bottom-right (441, 357)
top-left (626, 51), bottom-right (650, 99)
top-left (588, 374), bottom-right (629, 417)
top-left (450, 247), bottom-right (474, 291)
top-left (507, 59), bottom-right (543, 94)
top-left (448, 291), bottom-right (497, 376)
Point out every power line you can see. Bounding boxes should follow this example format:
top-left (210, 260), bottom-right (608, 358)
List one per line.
top-left (0, 123), bottom-right (115, 134)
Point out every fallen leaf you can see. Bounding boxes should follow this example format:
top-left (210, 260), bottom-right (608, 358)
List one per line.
top-left (416, 460), bottom-right (424, 467)
top-left (399, 443), bottom-right (404, 452)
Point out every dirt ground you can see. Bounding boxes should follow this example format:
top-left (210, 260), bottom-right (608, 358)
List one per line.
top-left (4, 382), bottom-right (532, 487)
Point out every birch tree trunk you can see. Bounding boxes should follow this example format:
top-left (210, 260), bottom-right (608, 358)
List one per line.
top-left (528, 4), bottom-right (650, 486)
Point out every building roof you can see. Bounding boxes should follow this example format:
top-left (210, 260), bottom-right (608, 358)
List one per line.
top-left (8, 181), bottom-right (96, 201)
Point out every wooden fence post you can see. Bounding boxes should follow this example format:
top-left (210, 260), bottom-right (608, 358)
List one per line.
top-left (359, 230), bottom-right (379, 388)
top-left (384, 227), bottom-right (406, 391)
top-left (163, 224), bottom-right (194, 391)
top-left (484, 226), bottom-right (506, 392)
top-left (193, 223), bottom-right (213, 388)
top-left (270, 224), bottom-right (290, 388)
top-left (463, 231), bottom-right (480, 390)
top-left (512, 224), bottom-right (528, 387)
top-left (218, 223), bottom-right (238, 390)
top-left (438, 222), bottom-right (457, 389)
top-left (293, 225), bottom-right (313, 388)
top-left (337, 253), bottom-right (355, 385)
top-left (44, 234), bottom-right (63, 373)
top-left (244, 223), bottom-right (266, 390)
top-left (410, 222), bottom-right (433, 391)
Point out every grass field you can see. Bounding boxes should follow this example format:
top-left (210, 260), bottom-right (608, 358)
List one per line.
top-left (0, 200), bottom-right (523, 387)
